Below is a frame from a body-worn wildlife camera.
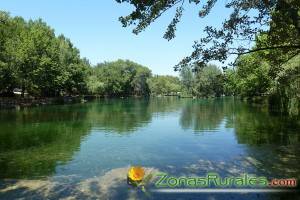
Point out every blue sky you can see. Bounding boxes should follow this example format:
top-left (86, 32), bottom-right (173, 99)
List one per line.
top-left (0, 0), bottom-right (232, 75)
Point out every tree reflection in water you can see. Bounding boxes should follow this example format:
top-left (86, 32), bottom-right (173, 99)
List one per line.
top-left (0, 97), bottom-right (299, 200)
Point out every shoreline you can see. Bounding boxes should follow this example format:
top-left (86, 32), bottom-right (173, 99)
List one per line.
top-left (0, 95), bottom-right (265, 109)
top-left (0, 95), bottom-right (147, 109)
top-left (0, 96), bottom-right (95, 109)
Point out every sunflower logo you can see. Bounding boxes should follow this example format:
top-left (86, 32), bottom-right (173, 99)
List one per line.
top-left (127, 166), bottom-right (153, 194)
top-left (128, 166), bottom-right (145, 182)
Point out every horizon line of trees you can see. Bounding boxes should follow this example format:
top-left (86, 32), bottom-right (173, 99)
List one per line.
top-left (1, 11), bottom-right (299, 116)
top-left (0, 11), bottom-right (184, 98)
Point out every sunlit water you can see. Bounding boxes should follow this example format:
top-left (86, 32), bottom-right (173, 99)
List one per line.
top-left (0, 97), bottom-right (299, 199)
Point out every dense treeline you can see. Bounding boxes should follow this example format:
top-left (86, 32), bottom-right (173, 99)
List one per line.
top-left (1, 11), bottom-right (299, 116)
top-left (180, 64), bottom-right (224, 98)
top-left (87, 60), bottom-right (152, 96)
top-left (179, 34), bottom-right (300, 116)
top-left (87, 65), bottom-right (184, 97)
top-left (225, 33), bottom-right (300, 116)
top-left (0, 11), bottom-right (182, 98)
top-left (224, 49), bottom-right (300, 116)
top-left (0, 11), bottom-right (184, 98)
top-left (0, 11), bottom-right (89, 97)
top-left (147, 75), bottom-right (181, 96)
top-left (115, 0), bottom-right (300, 116)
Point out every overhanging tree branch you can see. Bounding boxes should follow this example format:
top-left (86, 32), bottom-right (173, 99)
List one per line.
top-left (231, 45), bottom-right (300, 55)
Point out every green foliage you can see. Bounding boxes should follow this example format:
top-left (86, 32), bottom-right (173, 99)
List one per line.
top-left (0, 11), bottom-right (19, 94)
top-left (87, 60), bottom-right (151, 96)
top-left (0, 11), bottom-right (90, 97)
top-left (57, 35), bottom-right (90, 95)
top-left (147, 75), bottom-right (181, 95)
top-left (223, 36), bottom-right (299, 116)
top-left (234, 54), bottom-right (271, 98)
top-left (223, 68), bottom-right (237, 96)
top-left (193, 64), bottom-right (224, 97)
top-left (116, 0), bottom-right (300, 70)
top-left (180, 65), bottom-right (194, 94)
top-left (274, 55), bottom-right (300, 116)
top-left (0, 13), bottom-right (153, 99)
top-left (116, 1), bottom-right (299, 115)
top-left (87, 75), bottom-right (105, 94)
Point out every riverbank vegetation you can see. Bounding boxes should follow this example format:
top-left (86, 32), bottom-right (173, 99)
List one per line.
top-left (147, 75), bottom-right (181, 96)
top-left (0, 10), bottom-right (299, 116)
top-left (178, 45), bottom-right (300, 116)
top-left (115, 0), bottom-right (299, 115)
top-left (87, 60), bottom-right (151, 97)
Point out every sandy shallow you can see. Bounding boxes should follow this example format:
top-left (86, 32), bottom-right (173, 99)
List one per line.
top-left (0, 167), bottom-right (160, 200)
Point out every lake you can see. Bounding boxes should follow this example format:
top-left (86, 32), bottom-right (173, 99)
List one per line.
top-left (0, 97), bottom-right (299, 199)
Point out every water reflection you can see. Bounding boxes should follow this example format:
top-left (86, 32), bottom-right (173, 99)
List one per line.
top-left (179, 98), bottom-right (300, 145)
top-left (0, 97), bottom-right (299, 200)
top-left (230, 103), bottom-right (300, 145)
top-left (180, 98), bottom-right (227, 131)
top-left (85, 99), bottom-right (152, 133)
top-left (85, 97), bottom-right (183, 133)
top-left (0, 97), bottom-right (184, 179)
top-left (0, 105), bottom-right (91, 178)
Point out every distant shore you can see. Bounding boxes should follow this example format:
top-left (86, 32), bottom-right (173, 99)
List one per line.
top-left (0, 96), bottom-right (97, 109)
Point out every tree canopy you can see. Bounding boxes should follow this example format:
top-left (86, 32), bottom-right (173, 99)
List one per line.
top-left (147, 75), bottom-right (181, 95)
top-left (0, 11), bottom-right (89, 97)
top-left (1, 7), bottom-right (299, 115)
top-left (87, 59), bottom-right (152, 96)
top-left (116, 0), bottom-right (300, 69)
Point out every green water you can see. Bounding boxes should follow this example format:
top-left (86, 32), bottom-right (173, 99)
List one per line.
top-left (0, 97), bottom-right (299, 199)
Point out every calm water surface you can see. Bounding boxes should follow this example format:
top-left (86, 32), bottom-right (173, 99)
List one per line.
top-left (0, 97), bottom-right (299, 199)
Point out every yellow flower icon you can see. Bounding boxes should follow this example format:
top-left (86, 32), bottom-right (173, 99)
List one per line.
top-left (128, 166), bottom-right (145, 181)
